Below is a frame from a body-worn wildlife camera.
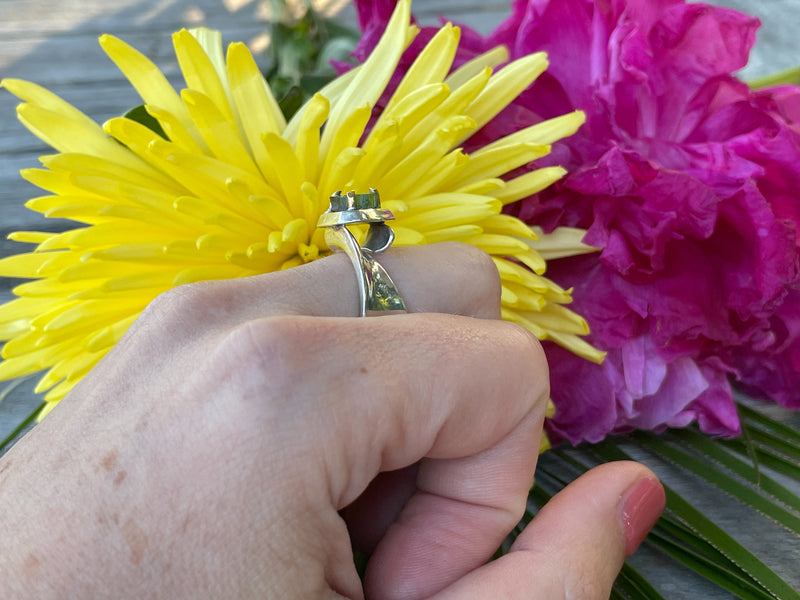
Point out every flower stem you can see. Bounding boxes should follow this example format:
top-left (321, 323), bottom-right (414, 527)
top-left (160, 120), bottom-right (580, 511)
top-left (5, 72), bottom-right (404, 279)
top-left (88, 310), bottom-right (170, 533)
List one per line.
top-left (748, 65), bottom-right (800, 89)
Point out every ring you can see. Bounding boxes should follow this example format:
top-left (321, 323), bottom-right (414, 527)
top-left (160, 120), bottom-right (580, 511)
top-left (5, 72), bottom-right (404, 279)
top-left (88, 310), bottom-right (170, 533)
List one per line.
top-left (317, 189), bottom-right (407, 317)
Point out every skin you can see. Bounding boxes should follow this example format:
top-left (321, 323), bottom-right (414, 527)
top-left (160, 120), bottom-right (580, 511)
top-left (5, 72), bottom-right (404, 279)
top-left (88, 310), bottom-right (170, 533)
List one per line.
top-left (0, 243), bottom-right (664, 599)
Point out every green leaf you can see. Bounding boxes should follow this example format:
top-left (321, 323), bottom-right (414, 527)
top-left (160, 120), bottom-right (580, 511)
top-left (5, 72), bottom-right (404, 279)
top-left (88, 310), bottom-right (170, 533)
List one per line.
top-left (276, 85), bottom-right (305, 120)
top-left (738, 403), bottom-right (800, 447)
top-left (261, 0), bottom-right (359, 120)
top-left (648, 519), bottom-right (774, 600)
top-left (315, 37), bottom-right (358, 74)
top-left (748, 65), bottom-right (800, 89)
top-left (590, 441), bottom-right (800, 600)
top-left (722, 438), bottom-right (800, 482)
top-left (629, 432), bottom-right (800, 535)
top-left (0, 400), bottom-right (44, 455)
top-left (670, 428), bottom-right (800, 513)
top-left (122, 105), bottom-right (169, 140)
top-left (613, 563), bottom-right (667, 600)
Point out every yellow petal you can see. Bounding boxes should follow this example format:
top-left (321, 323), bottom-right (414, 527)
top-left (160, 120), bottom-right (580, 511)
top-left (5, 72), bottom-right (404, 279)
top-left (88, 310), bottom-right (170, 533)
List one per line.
top-left (284, 65), bottom-right (359, 146)
top-left (479, 110), bottom-right (586, 152)
top-left (422, 224), bottom-right (484, 244)
top-left (3, 78), bottom-right (104, 146)
top-left (381, 23), bottom-right (460, 119)
top-left (367, 83), bottom-right (451, 156)
top-left (227, 41), bottom-right (285, 140)
top-left (547, 330), bottom-right (607, 363)
top-left (317, 104), bottom-right (371, 197)
top-left (320, 0), bottom-right (412, 159)
top-left (379, 115), bottom-right (476, 197)
top-left (480, 214), bottom-right (538, 239)
top-left (528, 226), bottom-right (599, 260)
top-left (99, 33), bottom-right (199, 145)
top-left (441, 143), bottom-right (550, 191)
top-left (462, 52), bottom-right (549, 142)
top-left (261, 132), bottom-right (306, 217)
top-left (144, 104), bottom-right (205, 154)
top-left (7, 231), bottom-right (56, 245)
top-left (488, 166), bottom-right (567, 205)
top-left (404, 67), bottom-right (491, 151)
top-left (181, 89), bottom-right (261, 178)
top-left (0, 252), bottom-right (59, 278)
top-left (445, 45), bottom-right (509, 90)
top-left (401, 150), bottom-right (467, 199)
top-left (41, 152), bottom-right (180, 195)
top-left (173, 29), bottom-right (236, 127)
top-left (294, 93), bottom-right (329, 184)
top-left (86, 314), bottom-right (138, 352)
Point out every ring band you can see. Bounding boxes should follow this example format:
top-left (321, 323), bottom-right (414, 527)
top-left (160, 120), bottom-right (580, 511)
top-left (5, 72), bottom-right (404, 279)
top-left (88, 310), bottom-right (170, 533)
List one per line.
top-left (318, 189), bottom-right (407, 317)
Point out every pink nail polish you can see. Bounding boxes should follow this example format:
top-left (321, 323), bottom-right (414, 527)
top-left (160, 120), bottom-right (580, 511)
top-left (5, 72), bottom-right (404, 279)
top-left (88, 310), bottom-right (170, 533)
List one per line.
top-left (620, 477), bottom-right (665, 556)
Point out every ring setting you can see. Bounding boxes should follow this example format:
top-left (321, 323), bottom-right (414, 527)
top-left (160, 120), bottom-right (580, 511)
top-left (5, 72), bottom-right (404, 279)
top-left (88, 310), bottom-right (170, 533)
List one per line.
top-left (317, 189), bottom-right (407, 317)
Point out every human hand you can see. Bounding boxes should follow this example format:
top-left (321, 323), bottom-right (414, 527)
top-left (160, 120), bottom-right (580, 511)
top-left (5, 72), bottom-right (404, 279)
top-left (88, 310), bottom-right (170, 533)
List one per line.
top-left (0, 243), bottom-right (664, 599)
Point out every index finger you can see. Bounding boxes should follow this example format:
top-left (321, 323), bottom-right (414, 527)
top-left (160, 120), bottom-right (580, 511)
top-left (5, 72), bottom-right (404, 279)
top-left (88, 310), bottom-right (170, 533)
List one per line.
top-left (150, 242), bottom-right (502, 334)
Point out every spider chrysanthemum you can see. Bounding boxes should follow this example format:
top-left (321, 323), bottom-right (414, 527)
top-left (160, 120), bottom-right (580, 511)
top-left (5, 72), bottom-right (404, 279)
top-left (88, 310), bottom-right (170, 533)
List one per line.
top-left (0, 0), bottom-right (603, 418)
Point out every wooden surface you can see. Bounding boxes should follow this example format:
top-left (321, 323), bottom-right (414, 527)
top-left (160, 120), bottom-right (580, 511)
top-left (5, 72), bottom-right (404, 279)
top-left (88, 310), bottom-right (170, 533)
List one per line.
top-left (1, 1), bottom-right (800, 597)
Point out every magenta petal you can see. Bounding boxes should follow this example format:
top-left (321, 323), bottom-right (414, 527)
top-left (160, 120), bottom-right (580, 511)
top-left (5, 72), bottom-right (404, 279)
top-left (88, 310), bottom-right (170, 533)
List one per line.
top-left (545, 343), bottom-right (620, 445)
top-left (621, 336), bottom-right (667, 398)
top-left (675, 363), bottom-right (741, 436)
top-left (625, 354), bottom-right (709, 431)
top-left (729, 288), bottom-right (800, 408)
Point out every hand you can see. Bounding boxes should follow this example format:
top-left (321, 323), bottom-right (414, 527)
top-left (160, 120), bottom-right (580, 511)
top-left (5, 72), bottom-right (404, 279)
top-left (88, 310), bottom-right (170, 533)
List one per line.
top-left (0, 243), bottom-right (664, 599)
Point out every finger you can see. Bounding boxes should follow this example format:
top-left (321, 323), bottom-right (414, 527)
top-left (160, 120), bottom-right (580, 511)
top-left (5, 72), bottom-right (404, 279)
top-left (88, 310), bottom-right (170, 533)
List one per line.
top-left (428, 462), bottom-right (666, 600)
top-left (276, 242), bottom-right (501, 318)
top-left (364, 408), bottom-right (542, 600)
top-left (138, 243), bottom-right (502, 340)
top-left (224, 312), bottom-right (549, 598)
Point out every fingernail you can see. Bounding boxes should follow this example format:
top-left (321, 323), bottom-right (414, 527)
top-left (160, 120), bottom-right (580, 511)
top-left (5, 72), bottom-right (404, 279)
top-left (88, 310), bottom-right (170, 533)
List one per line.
top-left (620, 476), bottom-right (665, 556)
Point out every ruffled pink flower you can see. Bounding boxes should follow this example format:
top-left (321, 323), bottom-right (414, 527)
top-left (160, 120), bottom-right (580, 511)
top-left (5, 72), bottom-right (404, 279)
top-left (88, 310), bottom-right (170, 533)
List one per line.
top-left (353, 0), bottom-right (800, 444)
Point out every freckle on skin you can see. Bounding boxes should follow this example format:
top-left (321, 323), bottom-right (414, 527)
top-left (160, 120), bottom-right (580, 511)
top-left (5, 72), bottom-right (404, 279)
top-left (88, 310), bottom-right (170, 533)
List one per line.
top-left (360, 367), bottom-right (368, 374)
top-left (122, 517), bottom-right (148, 565)
top-left (114, 470), bottom-right (127, 486)
top-left (180, 514), bottom-right (192, 534)
top-left (24, 554), bottom-right (40, 573)
top-left (100, 449), bottom-right (119, 472)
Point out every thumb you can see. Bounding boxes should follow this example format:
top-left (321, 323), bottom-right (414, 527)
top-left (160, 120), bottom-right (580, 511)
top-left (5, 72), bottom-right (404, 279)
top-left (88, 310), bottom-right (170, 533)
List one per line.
top-left (430, 461), bottom-right (665, 600)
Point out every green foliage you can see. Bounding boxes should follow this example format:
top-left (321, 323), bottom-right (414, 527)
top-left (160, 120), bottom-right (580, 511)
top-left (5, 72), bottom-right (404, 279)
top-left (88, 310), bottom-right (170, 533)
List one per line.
top-left (0, 382), bottom-right (43, 455)
top-left (524, 403), bottom-right (800, 600)
top-left (748, 65), bottom-right (800, 89)
top-left (123, 104), bottom-right (169, 140)
top-left (262, 0), bottom-right (360, 119)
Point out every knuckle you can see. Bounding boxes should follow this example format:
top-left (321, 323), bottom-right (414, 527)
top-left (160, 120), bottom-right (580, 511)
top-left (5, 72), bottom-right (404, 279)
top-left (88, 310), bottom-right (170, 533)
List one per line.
top-left (438, 242), bottom-right (502, 316)
top-left (141, 282), bottom-right (217, 324)
top-left (216, 316), bottom-right (321, 392)
top-left (500, 320), bottom-right (550, 400)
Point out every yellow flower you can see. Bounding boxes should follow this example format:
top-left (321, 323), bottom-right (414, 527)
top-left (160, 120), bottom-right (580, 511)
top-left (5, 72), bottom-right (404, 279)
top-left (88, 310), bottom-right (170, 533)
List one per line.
top-left (0, 0), bottom-right (603, 419)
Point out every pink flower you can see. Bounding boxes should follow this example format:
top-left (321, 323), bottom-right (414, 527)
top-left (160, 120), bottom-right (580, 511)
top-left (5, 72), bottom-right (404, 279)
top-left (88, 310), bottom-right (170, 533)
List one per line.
top-left (353, 0), bottom-right (800, 444)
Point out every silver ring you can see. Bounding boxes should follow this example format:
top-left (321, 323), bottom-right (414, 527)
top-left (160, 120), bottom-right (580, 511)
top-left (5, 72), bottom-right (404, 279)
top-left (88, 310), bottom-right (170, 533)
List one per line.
top-left (317, 189), bottom-right (407, 317)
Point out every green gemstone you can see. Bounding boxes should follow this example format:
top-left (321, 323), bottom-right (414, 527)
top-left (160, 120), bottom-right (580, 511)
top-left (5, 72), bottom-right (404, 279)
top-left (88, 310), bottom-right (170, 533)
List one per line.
top-left (329, 189), bottom-right (381, 212)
